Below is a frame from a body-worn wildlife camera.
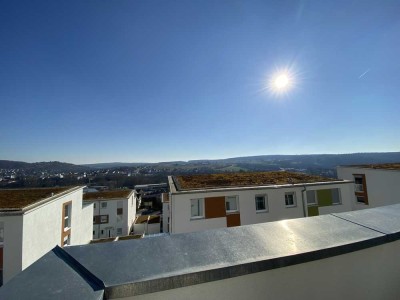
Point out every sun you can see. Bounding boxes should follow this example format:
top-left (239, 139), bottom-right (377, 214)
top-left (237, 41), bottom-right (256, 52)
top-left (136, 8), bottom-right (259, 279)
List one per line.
top-left (267, 69), bottom-right (295, 96)
top-left (274, 74), bottom-right (289, 89)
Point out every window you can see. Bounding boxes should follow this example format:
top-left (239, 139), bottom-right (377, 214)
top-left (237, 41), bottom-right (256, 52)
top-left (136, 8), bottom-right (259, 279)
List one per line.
top-left (93, 203), bottom-right (96, 209)
top-left (285, 192), bottom-right (296, 207)
top-left (93, 231), bottom-right (95, 235)
top-left (255, 195), bottom-right (268, 212)
top-left (0, 222), bottom-right (4, 243)
top-left (354, 175), bottom-right (364, 192)
top-left (191, 198), bottom-right (204, 218)
top-left (63, 235), bottom-right (70, 246)
top-left (226, 196), bottom-right (239, 212)
top-left (64, 203), bottom-right (71, 229)
top-left (100, 215), bottom-right (109, 224)
top-left (117, 201), bottom-right (123, 215)
top-left (306, 191), bottom-right (317, 205)
top-left (101, 230), bottom-right (104, 235)
top-left (331, 188), bottom-right (341, 205)
top-left (117, 228), bottom-right (122, 235)
top-left (101, 202), bottom-right (107, 208)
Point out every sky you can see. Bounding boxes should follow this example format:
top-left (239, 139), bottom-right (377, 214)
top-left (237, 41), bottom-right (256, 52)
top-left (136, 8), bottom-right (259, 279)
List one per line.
top-left (1, 0), bottom-right (400, 164)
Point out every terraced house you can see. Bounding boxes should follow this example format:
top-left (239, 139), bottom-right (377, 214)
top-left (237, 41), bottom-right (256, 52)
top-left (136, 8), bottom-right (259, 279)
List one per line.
top-left (166, 172), bottom-right (354, 234)
top-left (0, 186), bottom-right (93, 285)
top-left (83, 190), bottom-right (137, 239)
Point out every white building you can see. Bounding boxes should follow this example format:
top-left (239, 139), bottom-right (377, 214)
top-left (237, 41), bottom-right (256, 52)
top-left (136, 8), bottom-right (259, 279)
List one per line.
top-left (166, 171), bottom-right (354, 234)
top-left (84, 190), bottom-right (137, 239)
top-left (0, 186), bottom-right (93, 284)
top-left (337, 163), bottom-right (400, 210)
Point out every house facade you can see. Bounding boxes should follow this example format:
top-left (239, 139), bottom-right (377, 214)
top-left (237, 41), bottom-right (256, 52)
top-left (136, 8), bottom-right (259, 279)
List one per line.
top-left (337, 163), bottom-right (400, 210)
top-left (166, 172), bottom-right (354, 234)
top-left (0, 186), bottom-right (93, 284)
top-left (84, 190), bottom-right (137, 239)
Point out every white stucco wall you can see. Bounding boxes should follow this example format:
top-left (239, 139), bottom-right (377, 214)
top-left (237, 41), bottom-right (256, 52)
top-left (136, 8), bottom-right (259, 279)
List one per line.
top-left (133, 240), bottom-right (400, 300)
top-left (0, 215), bottom-right (23, 284)
top-left (337, 167), bottom-right (400, 210)
top-left (171, 182), bottom-right (353, 234)
top-left (1, 187), bottom-right (92, 284)
top-left (22, 188), bottom-right (91, 270)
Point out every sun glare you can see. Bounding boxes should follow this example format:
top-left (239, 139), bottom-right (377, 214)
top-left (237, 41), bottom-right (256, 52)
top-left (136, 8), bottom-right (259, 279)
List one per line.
top-left (274, 74), bottom-right (289, 89)
top-left (266, 68), bottom-right (296, 96)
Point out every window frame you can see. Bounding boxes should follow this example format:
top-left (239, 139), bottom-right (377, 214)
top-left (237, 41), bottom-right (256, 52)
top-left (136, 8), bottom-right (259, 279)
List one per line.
top-left (284, 192), bottom-right (297, 208)
top-left (190, 198), bottom-right (204, 220)
top-left (255, 194), bottom-right (268, 213)
top-left (225, 195), bottom-right (239, 213)
top-left (306, 190), bottom-right (317, 206)
top-left (101, 202), bottom-right (107, 209)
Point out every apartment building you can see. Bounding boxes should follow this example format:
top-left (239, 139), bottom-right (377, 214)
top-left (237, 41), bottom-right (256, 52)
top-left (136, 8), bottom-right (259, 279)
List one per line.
top-left (83, 190), bottom-right (136, 239)
top-left (1, 204), bottom-right (400, 299)
top-left (166, 171), bottom-right (354, 234)
top-left (0, 186), bottom-right (93, 284)
top-left (337, 163), bottom-right (400, 209)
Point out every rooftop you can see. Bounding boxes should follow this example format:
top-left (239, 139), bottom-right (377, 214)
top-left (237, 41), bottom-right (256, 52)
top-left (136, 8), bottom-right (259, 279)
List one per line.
top-left (0, 187), bottom-right (71, 210)
top-left (174, 171), bottom-right (337, 191)
top-left (1, 204), bottom-right (399, 299)
top-left (341, 163), bottom-right (400, 170)
top-left (83, 190), bottom-right (133, 201)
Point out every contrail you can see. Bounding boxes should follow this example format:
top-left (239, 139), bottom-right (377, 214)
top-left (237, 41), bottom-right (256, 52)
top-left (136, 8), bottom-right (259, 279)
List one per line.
top-left (359, 69), bottom-right (370, 79)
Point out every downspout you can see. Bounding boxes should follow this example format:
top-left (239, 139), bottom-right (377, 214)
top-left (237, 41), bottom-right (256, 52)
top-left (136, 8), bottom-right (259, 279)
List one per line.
top-left (301, 185), bottom-right (307, 217)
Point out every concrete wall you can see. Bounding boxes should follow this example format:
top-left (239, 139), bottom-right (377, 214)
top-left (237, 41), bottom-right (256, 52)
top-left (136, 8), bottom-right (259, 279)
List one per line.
top-left (170, 182), bottom-right (353, 234)
top-left (133, 240), bottom-right (400, 300)
top-left (0, 215), bottom-right (23, 284)
top-left (337, 167), bottom-right (400, 210)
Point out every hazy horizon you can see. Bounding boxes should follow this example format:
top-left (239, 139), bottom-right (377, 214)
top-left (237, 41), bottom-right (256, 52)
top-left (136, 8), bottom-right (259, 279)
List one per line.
top-left (2, 151), bottom-right (400, 165)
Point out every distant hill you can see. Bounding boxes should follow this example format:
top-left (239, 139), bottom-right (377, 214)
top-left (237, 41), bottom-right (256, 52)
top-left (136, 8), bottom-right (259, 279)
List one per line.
top-left (0, 160), bottom-right (90, 173)
top-left (82, 162), bottom-right (150, 169)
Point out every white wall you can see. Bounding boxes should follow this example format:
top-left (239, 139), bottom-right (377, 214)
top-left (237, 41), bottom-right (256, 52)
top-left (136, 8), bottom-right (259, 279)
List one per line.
top-left (22, 188), bottom-right (91, 271)
top-left (337, 167), bottom-right (400, 210)
top-left (171, 182), bottom-right (353, 234)
top-left (0, 215), bottom-right (23, 284)
top-left (133, 240), bottom-right (400, 300)
top-left (1, 187), bottom-right (92, 284)
top-left (134, 222), bottom-right (160, 235)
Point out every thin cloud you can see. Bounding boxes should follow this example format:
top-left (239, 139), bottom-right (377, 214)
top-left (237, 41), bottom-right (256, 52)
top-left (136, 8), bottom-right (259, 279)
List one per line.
top-left (359, 69), bottom-right (370, 79)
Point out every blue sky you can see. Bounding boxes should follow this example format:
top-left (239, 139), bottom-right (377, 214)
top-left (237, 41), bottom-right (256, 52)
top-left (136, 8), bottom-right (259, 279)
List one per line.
top-left (1, 0), bottom-right (399, 164)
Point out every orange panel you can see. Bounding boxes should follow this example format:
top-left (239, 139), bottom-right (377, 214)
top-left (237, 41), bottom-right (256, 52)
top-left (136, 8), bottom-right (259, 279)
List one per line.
top-left (205, 197), bottom-right (226, 219)
top-left (226, 213), bottom-right (241, 227)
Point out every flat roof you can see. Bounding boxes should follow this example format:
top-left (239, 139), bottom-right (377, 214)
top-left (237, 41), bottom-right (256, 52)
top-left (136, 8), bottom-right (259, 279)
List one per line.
top-left (0, 187), bottom-right (71, 210)
top-left (1, 204), bottom-right (400, 299)
top-left (174, 171), bottom-right (337, 191)
top-left (83, 190), bottom-right (133, 201)
top-left (339, 163), bottom-right (400, 171)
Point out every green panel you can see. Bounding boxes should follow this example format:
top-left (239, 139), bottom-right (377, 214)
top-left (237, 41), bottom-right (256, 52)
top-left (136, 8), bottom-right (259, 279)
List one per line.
top-left (308, 206), bottom-right (319, 216)
top-left (317, 189), bottom-right (332, 207)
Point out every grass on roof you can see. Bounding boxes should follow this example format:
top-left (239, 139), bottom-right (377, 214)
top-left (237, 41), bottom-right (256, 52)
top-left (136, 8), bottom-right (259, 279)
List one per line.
top-left (83, 190), bottom-right (132, 200)
top-left (176, 171), bottom-right (335, 190)
top-left (0, 187), bottom-right (71, 209)
top-left (352, 163), bottom-right (400, 170)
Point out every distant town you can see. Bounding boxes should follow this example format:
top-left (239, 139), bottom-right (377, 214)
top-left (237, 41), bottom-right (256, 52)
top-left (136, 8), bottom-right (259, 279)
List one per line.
top-left (1, 152), bottom-right (400, 189)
